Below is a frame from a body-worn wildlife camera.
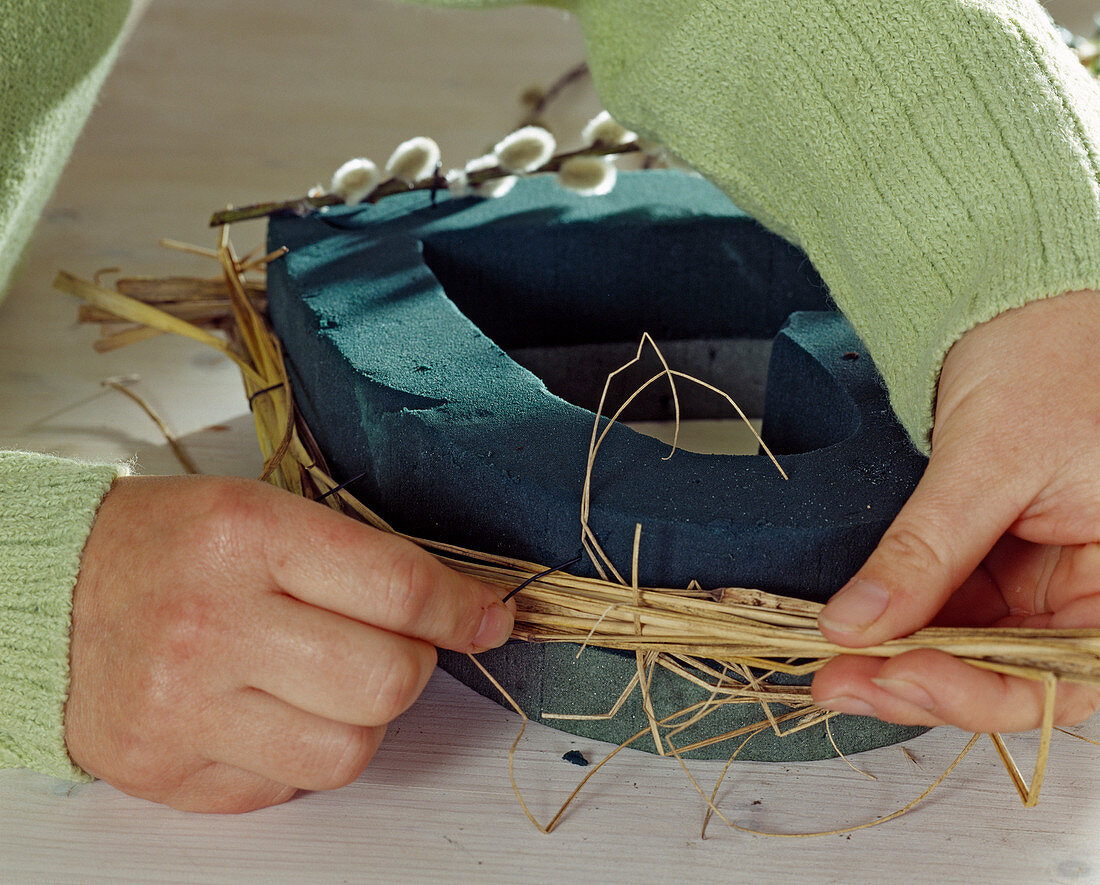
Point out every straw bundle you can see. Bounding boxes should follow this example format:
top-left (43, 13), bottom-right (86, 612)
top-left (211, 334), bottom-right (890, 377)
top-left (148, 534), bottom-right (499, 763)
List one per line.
top-left (55, 232), bottom-right (1100, 831)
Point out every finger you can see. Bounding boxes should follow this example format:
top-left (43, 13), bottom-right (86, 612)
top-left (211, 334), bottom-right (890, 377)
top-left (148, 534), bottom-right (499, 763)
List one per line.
top-left (818, 426), bottom-right (1022, 648)
top-left (814, 650), bottom-right (1100, 732)
top-left (812, 656), bottom-right (937, 725)
top-left (951, 540), bottom-right (1099, 625)
top-left (935, 538), bottom-right (1099, 627)
top-left (263, 495), bottom-right (514, 652)
top-left (1003, 542), bottom-right (1100, 619)
top-left (204, 688), bottom-right (386, 793)
top-left (1050, 590), bottom-right (1100, 629)
top-left (247, 593), bottom-right (438, 727)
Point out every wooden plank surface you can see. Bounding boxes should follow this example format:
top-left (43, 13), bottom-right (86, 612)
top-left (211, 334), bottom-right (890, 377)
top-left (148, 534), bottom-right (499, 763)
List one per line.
top-left (2, 2), bottom-right (1099, 882)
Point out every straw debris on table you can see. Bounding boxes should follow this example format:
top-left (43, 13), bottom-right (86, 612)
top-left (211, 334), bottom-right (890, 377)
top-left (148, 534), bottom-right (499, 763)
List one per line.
top-left (56, 234), bottom-right (1100, 835)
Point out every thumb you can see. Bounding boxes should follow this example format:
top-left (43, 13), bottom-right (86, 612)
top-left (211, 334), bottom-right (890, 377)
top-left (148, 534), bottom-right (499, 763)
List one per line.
top-left (817, 433), bottom-right (1019, 648)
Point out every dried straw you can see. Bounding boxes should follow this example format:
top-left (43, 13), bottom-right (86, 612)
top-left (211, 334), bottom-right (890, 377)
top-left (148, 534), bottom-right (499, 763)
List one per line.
top-left (56, 235), bottom-right (1099, 832)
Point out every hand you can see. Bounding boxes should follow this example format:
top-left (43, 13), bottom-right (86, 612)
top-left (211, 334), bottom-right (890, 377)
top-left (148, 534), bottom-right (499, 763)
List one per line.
top-left (812, 289), bottom-right (1100, 732)
top-left (64, 475), bottom-right (514, 812)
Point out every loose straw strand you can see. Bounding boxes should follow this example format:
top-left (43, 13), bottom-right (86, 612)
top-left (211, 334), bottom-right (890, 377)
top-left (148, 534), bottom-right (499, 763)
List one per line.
top-left (100, 378), bottom-right (200, 475)
top-left (694, 733), bottom-right (984, 840)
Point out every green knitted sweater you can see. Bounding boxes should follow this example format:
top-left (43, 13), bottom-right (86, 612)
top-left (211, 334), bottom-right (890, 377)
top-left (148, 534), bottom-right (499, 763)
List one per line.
top-left (416, 0), bottom-right (1100, 445)
top-left (4, 0), bottom-right (1100, 781)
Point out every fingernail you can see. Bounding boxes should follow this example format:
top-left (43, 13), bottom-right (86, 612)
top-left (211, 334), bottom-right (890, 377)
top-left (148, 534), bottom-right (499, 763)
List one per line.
top-left (818, 695), bottom-right (878, 718)
top-left (474, 604), bottom-right (513, 651)
top-left (871, 677), bottom-right (936, 711)
top-left (818, 580), bottom-right (890, 635)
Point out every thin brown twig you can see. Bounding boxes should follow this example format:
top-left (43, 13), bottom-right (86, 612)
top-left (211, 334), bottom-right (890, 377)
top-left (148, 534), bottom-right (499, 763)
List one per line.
top-left (517, 61), bottom-right (590, 129)
top-left (208, 141), bottom-right (640, 227)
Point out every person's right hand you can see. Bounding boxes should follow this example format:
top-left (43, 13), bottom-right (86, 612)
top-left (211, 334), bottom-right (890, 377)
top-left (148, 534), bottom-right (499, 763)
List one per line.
top-left (63, 474), bottom-right (514, 813)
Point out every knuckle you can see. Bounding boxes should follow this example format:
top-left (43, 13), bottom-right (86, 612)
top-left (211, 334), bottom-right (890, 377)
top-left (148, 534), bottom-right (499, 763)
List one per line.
top-left (366, 642), bottom-right (434, 724)
top-left (155, 592), bottom-right (219, 664)
top-left (311, 727), bottom-right (383, 790)
top-left (455, 602), bottom-right (489, 651)
top-left (380, 548), bottom-right (438, 630)
top-left (189, 478), bottom-right (265, 556)
top-left (146, 598), bottom-right (235, 704)
top-left (876, 524), bottom-right (955, 580)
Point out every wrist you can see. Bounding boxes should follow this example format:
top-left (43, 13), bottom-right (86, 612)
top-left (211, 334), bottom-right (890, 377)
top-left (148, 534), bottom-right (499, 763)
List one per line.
top-left (933, 289), bottom-right (1100, 448)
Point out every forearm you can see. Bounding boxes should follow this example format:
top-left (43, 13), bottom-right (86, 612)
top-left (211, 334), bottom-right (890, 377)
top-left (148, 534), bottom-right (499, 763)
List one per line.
top-left (572, 0), bottom-right (1100, 449)
top-left (396, 0), bottom-right (1100, 450)
top-left (0, 1), bottom-right (133, 779)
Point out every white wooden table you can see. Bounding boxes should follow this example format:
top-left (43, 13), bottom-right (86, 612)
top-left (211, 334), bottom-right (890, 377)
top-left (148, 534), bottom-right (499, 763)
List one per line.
top-left (3, 2), bottom-right (1099, 882)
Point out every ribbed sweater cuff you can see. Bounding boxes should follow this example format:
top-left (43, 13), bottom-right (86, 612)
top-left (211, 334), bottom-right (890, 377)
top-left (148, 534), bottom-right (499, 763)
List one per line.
top-left (0, 451), bottom-right (126, 781)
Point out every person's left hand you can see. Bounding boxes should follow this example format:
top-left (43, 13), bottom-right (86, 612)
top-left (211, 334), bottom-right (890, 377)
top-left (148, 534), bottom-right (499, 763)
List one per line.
top-left (811, 289), bottom-right (1100, 732)
top-left (64, 475), bottom-right (515, 812)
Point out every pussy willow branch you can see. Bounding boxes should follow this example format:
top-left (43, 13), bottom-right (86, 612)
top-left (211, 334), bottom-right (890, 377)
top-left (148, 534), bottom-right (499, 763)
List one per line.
top-left (208, 140), bottom-right (641, 227)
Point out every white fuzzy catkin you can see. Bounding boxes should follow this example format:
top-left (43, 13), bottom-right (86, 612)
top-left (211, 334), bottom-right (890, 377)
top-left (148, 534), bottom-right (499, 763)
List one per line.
top-left (475, 175), bottom-right (517, 198)
top-left (331, 158), bottom-right (380, 205)
top-left (464, 154), bottom-right (496, 174)
top-left (581, 110), bottom-right (636, 147)
top-left (385, 136), bottom-right (441, 183)
top-left (556, 156), bottom-right (617, 196)
top-left (493, 126), bottom-right (556, 173)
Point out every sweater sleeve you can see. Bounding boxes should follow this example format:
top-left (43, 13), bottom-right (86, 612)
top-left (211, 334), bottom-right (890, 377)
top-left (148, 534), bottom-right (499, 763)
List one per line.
top-left (0, 452), bottom-right (128, 781)
top-left (398, 0), bottom-right (1100, 451)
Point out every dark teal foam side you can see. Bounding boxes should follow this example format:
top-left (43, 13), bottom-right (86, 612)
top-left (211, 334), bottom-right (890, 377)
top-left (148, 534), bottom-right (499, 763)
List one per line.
top-left (266, 171), bottom-right (929, 760)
